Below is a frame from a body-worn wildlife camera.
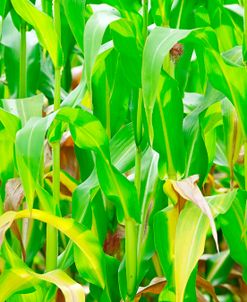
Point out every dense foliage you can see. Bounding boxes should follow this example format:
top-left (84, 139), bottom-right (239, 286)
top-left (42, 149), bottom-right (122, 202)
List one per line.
top-left (0, 0), bottom-right (247, 301)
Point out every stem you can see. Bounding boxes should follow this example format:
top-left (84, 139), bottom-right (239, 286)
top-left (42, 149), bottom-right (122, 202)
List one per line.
top-left (54, 68), bottom-right (61, 111)
top-left (244, 2), bottom-right (247, 230)
top-left (142, 0), bottom-right (148, 39)
top-left (42, 0), bottom-right (53, 17)
top-left (135, 89), bottom-right (143, 197)
top-left (152, 252), bottom-right (163, 277)
top-left (230, 165), bottom-right (234, 191)
top-left (46, 221), bottom-right (58, 270)
top-left (54, 0), bottom-right (61, 41)
top-left (106, 88), bottom-right (111, 138)
top-left (244, 0), bottom-right (247, 65)
top-left (134, 0), bottom-right (148, 194)
top-left (176, 0), bottom-right (184, 29)
top-left (125, 219), bottom-right (137, 301)
top-left (134, 147), bottom-right (142, 198)
top-left (46, 0), bottom-right (61, 272)
top-left (19, 21), bottom-right (27, 98)
top-left (244, 141), bottom-right (247, 234)
top-left (127, 2), bottom-right (149, 298)
top-left (244, 142), bottom-right (247, 190)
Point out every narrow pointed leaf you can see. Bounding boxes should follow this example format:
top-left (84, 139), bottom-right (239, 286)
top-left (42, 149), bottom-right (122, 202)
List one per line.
top-left (219, 191), bottom-right (247, 282)
top-left (204, 48), bottom-right (247, 140)
top-left (0, 108), bottom-right (21, 139)
top-left (84, 10), bottom-right (119, 91)
top-left (61, 0), bottom-right (86, 51)
top-left (10, 0), bottom-right (63, 67)
top-left (153, 74), bottom-right (185, 179)
top-left (15, 114), bottom-right (55, 209)
top-left (221, 98), bottom-right (243, 169)
top-left (142, 27), bottom-right (190, 141)
top-left (171, 175), bottom-right (219, 251)
top-left (57, 108), bottom-right (140, 222)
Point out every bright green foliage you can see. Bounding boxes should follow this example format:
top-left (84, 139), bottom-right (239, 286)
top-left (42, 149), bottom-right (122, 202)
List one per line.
top-left (0, 0), bottom-right (247, 301)
top-left (10, 0), bottom-right (63, 68)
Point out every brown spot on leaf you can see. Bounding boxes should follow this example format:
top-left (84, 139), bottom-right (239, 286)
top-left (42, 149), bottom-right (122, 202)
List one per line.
top-left (170, 43), bottom-right (183, 62)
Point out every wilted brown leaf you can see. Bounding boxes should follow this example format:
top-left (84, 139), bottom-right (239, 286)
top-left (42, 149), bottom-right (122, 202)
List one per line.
top-left (60, 132), bottom-right (80, 180)
top-left (171, 175), bottom-right (219, 251)
top-left (4, 178), bottom-right (24, 211)
top-left (134, 277), bottom-right (166, 301)
top-left (196, 275), bottom-right (219, 302)
top-left (196, 289), bottom-right (208, 302)
top-left (44, 139), bottom-right (52, 172)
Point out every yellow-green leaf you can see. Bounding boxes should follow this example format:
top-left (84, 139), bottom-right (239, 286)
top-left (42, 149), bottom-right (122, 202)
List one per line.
top-left (10, 0), bottom-right (63, 68)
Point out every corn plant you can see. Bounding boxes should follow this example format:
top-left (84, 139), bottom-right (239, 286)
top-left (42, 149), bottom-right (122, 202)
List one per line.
top-left (0, 0), bottom-right (247, 301)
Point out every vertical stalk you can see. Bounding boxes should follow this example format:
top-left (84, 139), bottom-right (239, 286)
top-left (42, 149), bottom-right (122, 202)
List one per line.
top-left (125, 219), bottom-right (137, 302)
top-left (244, 0), bottom-right (247, 65)
top-left (230, 165), bottom-right (234, 191)
top-left (142, 0), bottom-right (148, 38)
top-left (134, 89), bottom-right (143, 197)
top-left (244, 141), bottom-right (247, 188)
top-left (19, 20), bottom-right (28, 250)
top-left (244, 0), bottom-right (247, 189)
top-left (46, 0), bottom-right (61, 272)
top-left (244, 1), bottom-right (247, 230)
top-left (106, 81), bottom-right (111, 138)
top-left (134, 147), bottom-right (142, 196)
top-left (244, 142), bottom-right (247, 232)
top-left (125, 1), bottom-right (148, 301)
top-left (19, 21), bottom-right (27, 98)
top-left (134, 0), bottom-right (148, 196)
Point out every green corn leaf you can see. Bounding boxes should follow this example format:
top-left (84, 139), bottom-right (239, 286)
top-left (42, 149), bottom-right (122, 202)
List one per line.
top-left (0, 0), bottom-right (10, 18)
top-left (152, 73), bottom-right (185, 179)
top-left (0, 268), bottom-right (85, 302)
top-left (154, 205), bottom-right (178, 288)
top-left (183, 117), bottom-right (208, 181)
top-left (0, 130), bottom-right (16, 190)
top-left (2, 94), bottom-right (44, 126)
top-left (137, 149), bottom-right (159, 282)
top-left (60, 122), bottom-right (137, 269)
top-left (0, 109), bottom-right (21, 188)
top-left (151, 0), bottom-right (172, 26)
top-left (204, 48), bottom-right (247, 141)
top-left (175, 190), bottom-right (237, 302)
top-left (10, 0), bottom-right (63, 68)
top-left (0, 108), bottom-right (21, 140)
top-left (170, 0), bottom-right (197, 28)
top-left (61, 0), bottom-right (86, 51)
top-left (142, 26), bottom-right (190, 143)
top-left (57, 107), bottom-right (140, 222)
top-left (219, 190), bottom-right (247, 282)
top-left (0, 209), bottom-right (106, 288)
top-left (206, 250), bottom-right (233, 286)
top-left (15, 114), bottom-right (55, 209)
top-left (15, 106), bottom-right (139, 221)
top-left (84, 9), bottom-right (119, 91)
top-left (0, 241), bottom-right (85, 302)
top-left (221, 98), bottom-right (243, 171)
top-left (1, 15), bottom-right (42, 98)
top-left (0, 16), bottom-right (2, 38)
top-left (61, 70), bottom-right (87, 108)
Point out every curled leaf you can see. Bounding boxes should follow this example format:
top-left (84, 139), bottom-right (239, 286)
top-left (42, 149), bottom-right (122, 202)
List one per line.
top-left (165, 175), bottom-right (219, 251)
top-left (134, 277), bottom-right (166, 302)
